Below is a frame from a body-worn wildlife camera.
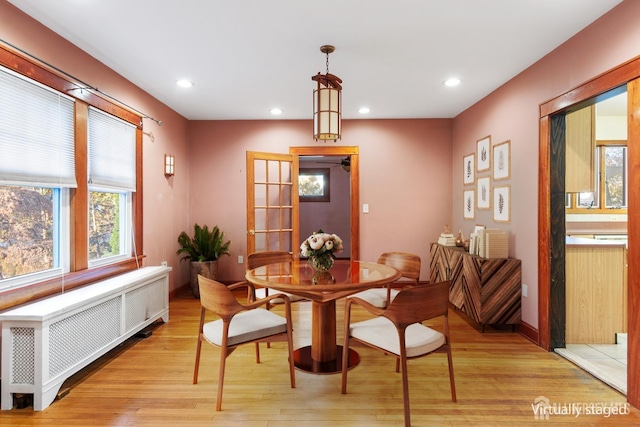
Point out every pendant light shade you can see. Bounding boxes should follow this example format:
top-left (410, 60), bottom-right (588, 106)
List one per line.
top-left (312, 45), bottom-right (342, 142)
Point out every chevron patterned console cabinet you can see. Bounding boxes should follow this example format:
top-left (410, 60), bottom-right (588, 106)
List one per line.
top-left (429, 243), bottom-right (521, 331)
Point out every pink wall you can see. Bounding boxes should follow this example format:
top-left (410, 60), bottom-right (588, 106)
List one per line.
top-left (0, 1), bottom-right (191, 294)
top-left (451, 0), bottom-right (640, 328)
top-left (188, 119), bottom-right (453, 282)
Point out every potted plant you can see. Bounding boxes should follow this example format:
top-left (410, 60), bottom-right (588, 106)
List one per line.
top-left (177, 223), bottom-right (231, 298)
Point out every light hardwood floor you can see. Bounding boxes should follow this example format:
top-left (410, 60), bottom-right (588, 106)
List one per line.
top-left (2, 292), bottom-right (639, 426)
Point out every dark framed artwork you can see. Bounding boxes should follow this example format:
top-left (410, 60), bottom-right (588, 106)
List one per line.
top-left (299, 168), bottom-right (330, 202)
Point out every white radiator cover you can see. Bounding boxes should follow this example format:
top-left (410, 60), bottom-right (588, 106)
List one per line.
top-left (0, 266), bottom-right (170, 411)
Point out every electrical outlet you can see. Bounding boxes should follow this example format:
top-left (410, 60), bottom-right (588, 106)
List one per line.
top-left (363, 203), bottom-right (369, 213)
top-left (238, 255), bottom-right (244, 264)
top-left (522, 283), bottom-right (528, 298)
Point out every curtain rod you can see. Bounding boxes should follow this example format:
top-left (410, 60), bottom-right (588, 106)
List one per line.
top-left (0, 37), bottom-right (162, 126)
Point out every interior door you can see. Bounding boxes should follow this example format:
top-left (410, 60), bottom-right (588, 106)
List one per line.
top-left (246, 151), bottom-right (299, 254)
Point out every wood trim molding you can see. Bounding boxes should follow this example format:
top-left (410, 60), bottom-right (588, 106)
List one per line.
top-left (517, 321), bottom-right (539, 345)
top-left (540, 55), bottom-right (640, 117)
top-left (538, 115), bottom-right (551, 351)
top-left (0, 257), bottom-right (144, 311)
top-left (626, 76), bottom-right (640, 407)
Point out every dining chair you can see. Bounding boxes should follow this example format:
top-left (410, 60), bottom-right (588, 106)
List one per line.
top-left (193, 275), bottom-right (296, 411)
top-left (247, 251), bottom-right (306, 307)
top-left (341, 281), bottom-right (456, 427)
top-left (351, 252), bottom-right (421, 308)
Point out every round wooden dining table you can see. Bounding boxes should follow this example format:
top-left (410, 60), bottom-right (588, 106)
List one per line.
top-left (246, 259), bottom-right (401, 374)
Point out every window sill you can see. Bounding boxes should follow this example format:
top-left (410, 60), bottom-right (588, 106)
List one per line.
top-left (0, 256), bottom-right (144, 311)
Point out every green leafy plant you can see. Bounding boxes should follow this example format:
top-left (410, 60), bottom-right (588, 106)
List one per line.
top-left (176, 223), bottom-right (231, 262)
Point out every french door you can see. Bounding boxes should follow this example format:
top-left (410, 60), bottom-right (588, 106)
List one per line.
top-left (246, 151), bottom-right (299, 254)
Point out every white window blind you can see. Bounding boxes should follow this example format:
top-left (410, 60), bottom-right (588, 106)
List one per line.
top-left (0, 66), bottom-right (76, 187)
top-left (88, 107), bottom-right (136, 192)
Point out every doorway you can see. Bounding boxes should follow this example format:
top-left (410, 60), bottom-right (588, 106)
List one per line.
top-left (290, 146), bottom-right (360, 260)
top-left (538, 57), bottom-right (640, 407)
top-left (246, 146), bottom-right (360, 260)
top-left (554, 90), bottom-right (629, 394)
top-left (298, 155), bottom-right (351, 257)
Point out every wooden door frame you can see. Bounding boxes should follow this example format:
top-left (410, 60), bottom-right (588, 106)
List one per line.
top-left (289, 146), bottom-right (360, 260)
top-left (538, 55), bottom-right (640, 406)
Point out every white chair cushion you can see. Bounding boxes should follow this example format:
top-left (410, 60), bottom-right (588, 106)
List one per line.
top-left (254, 288), bottom-right (305, 303)
top-left (203, 308), bottom-right (288, 346)
top-left (349, 316), bottom-right (445, 358)
top-left (352, 288), bottom-right (400, 308)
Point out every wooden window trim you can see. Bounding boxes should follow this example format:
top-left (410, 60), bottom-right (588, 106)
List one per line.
top-left (0, 43), bottom-right (144, 311)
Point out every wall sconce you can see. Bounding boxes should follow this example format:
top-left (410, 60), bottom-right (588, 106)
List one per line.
top-left (164, 154), bottom-right (175, 177)
top-left (312, 45), bottom-right (342, 142)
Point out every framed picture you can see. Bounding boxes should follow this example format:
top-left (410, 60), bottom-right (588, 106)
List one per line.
top-left (463, 153), bottom-right (475, 185)
top-left (493, 140), bottom-right (511, 180)
top-left (493, 185), bottom-right (511, 223)
top-left (463, 189), bottom-right (475, 219)
top-left (476, 135), bottom-right (491, 172)
top-left (477, 176), bottom-right (491, 209)
top-left (298, 168), bottom-right (330, 202)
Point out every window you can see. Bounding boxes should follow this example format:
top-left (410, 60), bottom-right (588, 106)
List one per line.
top-left (602, 145), bottom-right (627, 208)
top-left (569, 142), bottom-right (627, 212)
top-left (0, 66), bottom-right (75, 288)
top-left (87, 107), bottom-right (136, 265)
top-left (88, 190), bottom-right (131, 264)
top-left (0, 187), bottom-right (66, 286)
top-left (299, 168), bottom-right (330, 202)
top-left (0, 45), bottom-right (143, 305)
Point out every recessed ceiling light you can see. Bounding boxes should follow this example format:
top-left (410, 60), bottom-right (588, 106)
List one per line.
top-left (444, 78), bottom-right (461, 87)
top-left (176, 79), bottom-right (194, 88)
top-left (358, 107), bottom-right (370, 114)
top-left (270, 108), bottom-right (283, 115)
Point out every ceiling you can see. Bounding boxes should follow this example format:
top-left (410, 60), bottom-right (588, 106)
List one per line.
top-left (7, 0), bottom-right (622, 121)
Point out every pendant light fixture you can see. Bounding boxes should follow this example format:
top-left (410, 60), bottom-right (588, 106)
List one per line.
top-left (312, 45), bottom-right (342, 142)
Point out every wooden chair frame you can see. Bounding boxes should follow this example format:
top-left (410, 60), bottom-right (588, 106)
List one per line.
top-left (341, 281), bottom-right (456, 427)
top-left (354, 251), bottom-right (421, 308)
top-left (193, 275), bottom-right (296, 411)
top-left (246, 250), bottom-right (296, 307)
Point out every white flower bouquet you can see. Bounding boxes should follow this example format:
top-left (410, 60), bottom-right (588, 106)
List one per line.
top-left (300, 229), bottom-right (343, 271)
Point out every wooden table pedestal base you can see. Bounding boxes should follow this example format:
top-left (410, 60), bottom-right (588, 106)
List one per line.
top-left (293, 345), bottom-right (359, 374)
